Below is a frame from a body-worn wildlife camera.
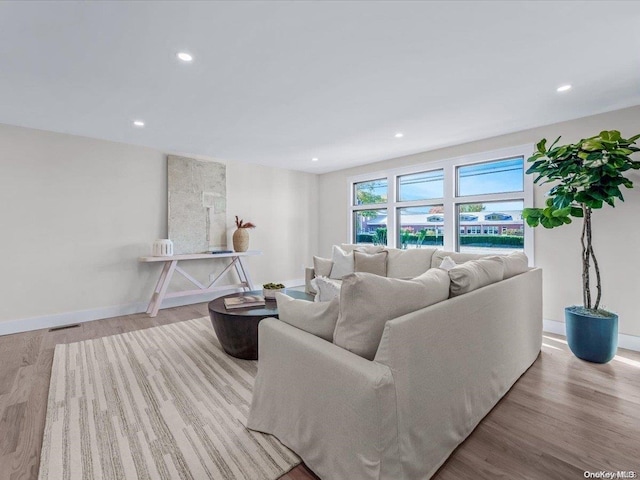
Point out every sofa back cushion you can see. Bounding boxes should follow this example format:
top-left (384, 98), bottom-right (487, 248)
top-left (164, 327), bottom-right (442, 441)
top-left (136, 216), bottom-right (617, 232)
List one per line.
top-left (448, 256), bottom-right (504, 297)
top-left (333, 269), bottom-right (450, 360)
top-left (313, 256), bottom-right (334, 277)
top-left (276, 293), bottom-right (339, 342)
top-left (340, 243), bottom-right (385, 254)
top-left (354, 250), bottom-right (388, 276)
top-left (501, 251), bottom-right (529, 279)
top-left (386, 248), bottom-right (437, 278)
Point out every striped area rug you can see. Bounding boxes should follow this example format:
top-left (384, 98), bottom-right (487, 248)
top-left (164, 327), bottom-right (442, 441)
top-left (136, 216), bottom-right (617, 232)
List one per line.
top-left (38, 317), bottom-right (300, 480)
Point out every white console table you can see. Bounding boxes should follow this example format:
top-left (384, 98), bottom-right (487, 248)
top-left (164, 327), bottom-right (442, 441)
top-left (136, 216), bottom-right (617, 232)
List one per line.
top-left (139, 251), bottom-right (261, 317)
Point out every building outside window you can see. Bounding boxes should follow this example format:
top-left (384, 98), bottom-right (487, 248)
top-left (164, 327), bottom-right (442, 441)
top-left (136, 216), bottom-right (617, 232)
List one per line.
top-left (348, 145), bottom-right (534, 260)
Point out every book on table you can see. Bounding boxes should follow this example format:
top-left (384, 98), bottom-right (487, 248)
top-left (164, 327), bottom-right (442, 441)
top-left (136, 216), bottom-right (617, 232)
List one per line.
top-left (224, 295), bottom-right (265, 310)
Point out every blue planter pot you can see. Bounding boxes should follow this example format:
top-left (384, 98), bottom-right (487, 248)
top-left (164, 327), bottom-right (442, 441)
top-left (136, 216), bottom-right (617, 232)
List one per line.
top-left (565, 307), bottom-right (618, 364)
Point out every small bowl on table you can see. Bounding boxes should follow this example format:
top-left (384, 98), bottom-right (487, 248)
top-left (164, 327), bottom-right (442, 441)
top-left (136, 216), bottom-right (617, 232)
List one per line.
top-left (263, 283), bottom-right (285, 300)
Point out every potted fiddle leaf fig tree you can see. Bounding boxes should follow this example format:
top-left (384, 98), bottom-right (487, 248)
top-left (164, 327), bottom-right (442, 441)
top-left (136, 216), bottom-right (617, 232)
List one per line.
top-left (523, 130), bottom-right (640, 363)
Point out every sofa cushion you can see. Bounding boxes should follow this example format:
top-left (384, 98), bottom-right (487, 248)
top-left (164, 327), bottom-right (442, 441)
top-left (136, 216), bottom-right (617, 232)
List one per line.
top-left (329, 245), bottom-right (354, 279)
top-left (430, 250), bottom-right (487, 269)
top-left (276, 293), bottom-right (339, 342)
top-left (333, 269), bottom-right (450, 360)
top-left (312, 276), bottom-right (342, 302)
top-left (313, 256), bottom-right (333, 277)
top-left (502, 251), bottom-right (529, 279)
top-left (448, 256), bottom-right (504, 297)
top-left (340, 243), bottom-right (385, 254)
top-left (438, 255), bottom-right (457, 271)
top-left (385, 248), bottom-right (437, 278)
top-left (354, 250), bottom-right (388, 276)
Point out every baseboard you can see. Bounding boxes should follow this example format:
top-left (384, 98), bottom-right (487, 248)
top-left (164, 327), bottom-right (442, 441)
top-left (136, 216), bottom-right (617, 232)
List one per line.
top-left (0, 278), bottom-right (305, 337)
top-left (543, 318), bottom-right (640, 352)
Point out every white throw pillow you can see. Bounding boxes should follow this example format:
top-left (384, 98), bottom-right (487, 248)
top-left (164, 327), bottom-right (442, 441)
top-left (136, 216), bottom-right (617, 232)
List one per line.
top-left (313, 276), bottom-right (342, 303)
top-left (333, 269), bottom-right (450, 360)
top-left (439, 256), bottom-right (457, 271)
top-left (502, 251), bottom-right (529, 279)
top-left (276, 293), bottom-right (339, 342)
top-left (313, 256), bottom-right (334, 277)
top-left (448, 256), bottom-right (505, 297)
top-left (329, 245), bottom-right (355, 279)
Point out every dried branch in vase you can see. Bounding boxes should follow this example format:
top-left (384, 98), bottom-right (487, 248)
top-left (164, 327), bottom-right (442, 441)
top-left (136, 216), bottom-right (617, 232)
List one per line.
top-left (235, 215), bottom-right (256, 229)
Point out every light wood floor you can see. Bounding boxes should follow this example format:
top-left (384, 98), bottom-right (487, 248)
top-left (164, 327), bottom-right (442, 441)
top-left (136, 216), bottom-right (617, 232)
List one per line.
top-left (0, 304), bottom-right (638, 480)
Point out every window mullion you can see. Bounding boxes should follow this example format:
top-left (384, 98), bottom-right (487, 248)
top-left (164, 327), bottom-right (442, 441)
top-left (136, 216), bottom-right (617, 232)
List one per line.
top-left (443, 163), bottom-right (455, 251)
top-left (388, 175), bottom-right (397, 248)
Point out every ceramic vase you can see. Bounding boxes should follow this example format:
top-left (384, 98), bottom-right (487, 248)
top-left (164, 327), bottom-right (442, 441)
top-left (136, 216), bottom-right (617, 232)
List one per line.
top-left (152, 239), bottom-right (174, 256)
top-left (233, 228), bottom-right (250, 252)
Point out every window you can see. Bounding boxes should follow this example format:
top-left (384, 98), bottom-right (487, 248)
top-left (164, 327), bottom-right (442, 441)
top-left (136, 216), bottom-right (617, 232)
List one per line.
top-left (457, 157), bottom-right (524, 196)
top-left (397, 170), bottom-right (444, 201)
top-left (353, 209), bottom-right (387, 245)
top-left (398, 206), bottom-right (444, 249)
top-left (354, 179), bottom-right (387, 205)
top-left (349, 146), bottom-right (534, 261)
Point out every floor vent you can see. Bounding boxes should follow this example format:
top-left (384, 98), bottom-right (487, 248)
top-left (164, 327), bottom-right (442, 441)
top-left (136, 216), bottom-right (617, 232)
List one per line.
top-left (49, 324), bottom-right (80, 332)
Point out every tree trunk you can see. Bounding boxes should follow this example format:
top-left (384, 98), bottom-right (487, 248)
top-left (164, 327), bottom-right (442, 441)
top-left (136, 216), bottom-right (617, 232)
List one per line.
top-left (581, 205), bottom-right (603, 311)
top-left (581, 204), bottom-right (591, 309)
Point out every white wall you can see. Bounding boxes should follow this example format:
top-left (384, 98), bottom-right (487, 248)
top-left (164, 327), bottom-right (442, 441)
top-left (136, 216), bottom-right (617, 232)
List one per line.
top-left (319, 106), bottom-right (640, 338)
top-left (0, 123), bottom-right (317, 330)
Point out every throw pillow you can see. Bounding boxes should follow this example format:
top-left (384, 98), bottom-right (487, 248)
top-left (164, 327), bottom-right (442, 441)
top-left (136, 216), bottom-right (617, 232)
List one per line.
top-left (329, 245), bottom-right (354, 279)
top-left (313, 276), bottom-right (342, 303)
top-left (430, 250), bottom-right (486, 269)
top-left (333, 269), bottom-right (450, 360)
top-left (502, 251), bottom-right (529, 279)
top-left (385, 248), bottom-right (437, 278)
top-left (448, 256), bottom-right (505, 297)
top-left (276, 293), bottom-right (339, 342)
top-left (354, 250), bottom-right (388, 276)
top-left (313, 256), bottom-right (334, 277)
top-left (439, 256), bottom-right (457, 271)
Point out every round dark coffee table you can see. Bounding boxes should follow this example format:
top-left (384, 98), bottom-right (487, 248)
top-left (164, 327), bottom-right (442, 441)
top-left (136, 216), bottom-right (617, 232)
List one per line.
top-left (208, 290), bottom-right (313, 360)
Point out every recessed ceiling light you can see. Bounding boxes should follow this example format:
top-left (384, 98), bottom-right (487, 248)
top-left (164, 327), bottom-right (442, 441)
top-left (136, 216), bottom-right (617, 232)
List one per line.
top-left (556, 84), bottom-right (572, 92)
top-left (177, 52), bottom-right (193, 62)
top-left (395, 132), bottom-right (404, 138)
top-left (133, 120), bottom-right (145, 127)
top-left (311, 158), bottom-right (319, 162)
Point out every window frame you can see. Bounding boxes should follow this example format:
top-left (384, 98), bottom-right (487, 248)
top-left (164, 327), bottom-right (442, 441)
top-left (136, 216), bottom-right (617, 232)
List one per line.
top-left (347, 144), bottom-right (535, 264)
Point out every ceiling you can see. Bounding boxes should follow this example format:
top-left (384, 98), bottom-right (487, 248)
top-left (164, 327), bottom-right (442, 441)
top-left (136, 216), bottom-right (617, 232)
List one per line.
top-left (1, 1), bottom-right (639, 174)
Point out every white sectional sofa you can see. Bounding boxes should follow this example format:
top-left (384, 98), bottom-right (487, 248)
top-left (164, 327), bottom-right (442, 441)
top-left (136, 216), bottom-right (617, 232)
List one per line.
top-left (248, 245), bottom-right (543, 479)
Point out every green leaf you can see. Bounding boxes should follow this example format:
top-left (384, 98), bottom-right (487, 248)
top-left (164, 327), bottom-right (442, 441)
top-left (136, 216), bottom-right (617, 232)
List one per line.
top-left (551, 206), bottom-right (572, 218)
top-left (525, 216), bottom-right (540, 227)
top-left (522, 208), bottom-right (542, 219)
top-left (553, 195), bottom-right (572, 209)
top-left (570, 206), bottom-right (584, 217)
top-left (599, 131), bottom-right (611, 142)
top-left (582, 139), bottom-right (603, 151)
top-left (536, 139), bottom-right (547, 153)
